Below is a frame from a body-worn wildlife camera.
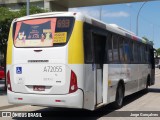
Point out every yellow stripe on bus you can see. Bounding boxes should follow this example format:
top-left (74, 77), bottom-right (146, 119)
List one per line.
top-left (7, 27), bottom-right (13, 65)
top-left (68, 21), bottom-right (84, 64)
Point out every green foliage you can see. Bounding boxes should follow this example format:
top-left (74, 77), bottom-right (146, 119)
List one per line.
top-left (18, 6), bottom-right (47, 17)
top-left (157, 48), bottom-right (160, 56)
top-left (0, 7), bottom-right (17, 52)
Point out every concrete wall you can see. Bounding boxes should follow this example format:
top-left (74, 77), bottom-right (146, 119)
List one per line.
top-left (0, 0), bottom-right (148, 12)
top-left (0, 0), bottom-right (68, 11)
top-left (0, 1), bottom-right (44, 11)
top-left (44, 1), bottom-right (68, 11)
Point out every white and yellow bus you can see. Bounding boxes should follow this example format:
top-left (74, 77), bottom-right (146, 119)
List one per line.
top-left (7, 12), bottom-right (155, 110)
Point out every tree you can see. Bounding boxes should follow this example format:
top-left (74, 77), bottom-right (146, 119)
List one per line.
top-left (18, 6), bottom-right (47, 17)
top-left (157, 48), bottom-right (160, 56)
top-left (0, 7), bottom-right (16, 55)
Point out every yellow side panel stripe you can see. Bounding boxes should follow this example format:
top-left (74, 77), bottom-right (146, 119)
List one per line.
top-left (7, 27), bottom-right (13, 65)
top-left (68, 21), bottom-right (84, 64)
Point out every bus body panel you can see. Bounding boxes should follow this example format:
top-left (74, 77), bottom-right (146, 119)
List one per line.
top-left (8, 89), bottom-right (83, 109)
top-left (83, 64), bottom-right (109, 110)
top-left (68, 21), bottom-right (84, 64)
top-left (83, 64), bottom-right (96, 110)
top-left (10, 63), bottom-right (71, 94)
top-left (8, 43), bottom-right (73, 94)
top-left (107, 64), bottom-right (150, 103)
top-left (7, 26), bottom-right (14, 65)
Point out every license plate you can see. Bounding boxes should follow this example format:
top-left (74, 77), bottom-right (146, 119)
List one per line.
top-left (33, 86), bottom-right (45, 91)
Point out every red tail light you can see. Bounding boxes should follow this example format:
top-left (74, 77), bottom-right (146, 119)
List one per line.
top-left (7, 71), bottom-right (12, 91)
top-left (69, 70), bottom-right (78, 93)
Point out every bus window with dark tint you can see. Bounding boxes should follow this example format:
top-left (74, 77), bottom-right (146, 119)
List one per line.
top-left (145, 46), bottom-right (149, 63)
top-left (108, 34), bottom-right (113, 62)
top-left (93, 34), bottom-right (106, 66)
top-left (148, 47), bottom-right (151, 64)
top-left (123, 39), bottom-right (130, 63)
top-left (112, 35), bottom-right (119, 63)
top-left (134, 42), bottom-right (138, 63)
top-left (140, 45), bottom-right (142, 63)
top-left (130, 41), bottom-right (134, 63)
top-left (83, 24), bottom-right (93, 63)
top-left (104, 40), bottom-right (108, 63)
top-left (13, 17), bottom-right (75, 47)
top-left (141, 45), bottom-right (145, 63)
top-left (137, 44), bottom-right (141, 63)
top-left (119, 37), bottom-right (124, 63)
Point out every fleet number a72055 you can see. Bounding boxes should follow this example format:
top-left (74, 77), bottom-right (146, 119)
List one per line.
top-left (43, 66), bottom-right (62, 72)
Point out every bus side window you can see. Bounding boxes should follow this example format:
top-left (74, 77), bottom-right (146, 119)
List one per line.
top-left (123, 39), bottom-right (130, 63)
top-left (145, 46), bottom-right (149, 63)
top-left (139, 44), bottom-right (142, 63)
top-left (130, 41), bottom-right (134, 63)
top-left (137, 43), bottom-right (141, 63)
top-left (112, 35), bottom-right (119, 63)
top-left (104, 38), bottom-right (108, 64)
top-left (107, 34), bottom-right (113, 63)
top-left (134, 42), bottom-right (138, 63)
top-left (140, 44), bottom-right (145, 63)
top-left (142, 45), bottom-right (145, 63)
top-left (119, 37), bottom-right (124, 63)
top-left (83, 24), bottom-right (94, 64)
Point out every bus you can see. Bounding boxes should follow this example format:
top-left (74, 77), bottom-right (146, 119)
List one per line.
top-left (7, 12), bottom-right (155, 110)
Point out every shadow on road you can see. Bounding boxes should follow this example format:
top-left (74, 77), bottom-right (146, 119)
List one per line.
top-left (148, 88), bottom-right (160, 93)
top-left (0, 91), bottom-right (6, 96)
top-left (123, 90), bottom-right (148, 107)
top-left (12, 90), bottom-right (150, 119)
top-left (0, 79), bottom-right (6, 95)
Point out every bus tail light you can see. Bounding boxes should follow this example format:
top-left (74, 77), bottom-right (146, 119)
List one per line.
top-left (69, 70), bottom-right (78, 93)
top-left (7, 71), bottom-right (12, 91)
top-left (18, 98), bottom-right (23, 100)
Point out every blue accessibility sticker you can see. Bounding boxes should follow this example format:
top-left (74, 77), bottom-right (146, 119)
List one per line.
top-left (16, 67), bottom-right (22, 74)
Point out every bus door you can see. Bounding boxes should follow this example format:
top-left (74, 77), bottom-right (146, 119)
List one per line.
top-left (93, 33), bottom-right (106, 105)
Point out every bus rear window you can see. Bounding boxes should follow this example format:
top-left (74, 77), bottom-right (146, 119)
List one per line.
top-left (13, 17), bottom-right (75, 47)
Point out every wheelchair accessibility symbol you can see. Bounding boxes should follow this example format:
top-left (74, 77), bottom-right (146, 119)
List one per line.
top-left (16, 67), bottom-right (22, 74)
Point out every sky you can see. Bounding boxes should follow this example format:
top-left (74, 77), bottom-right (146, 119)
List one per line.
top-left (69, 1), bottom-right (160, 49)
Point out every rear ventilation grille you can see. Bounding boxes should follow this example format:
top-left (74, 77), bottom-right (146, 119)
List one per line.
top-left (28, 60), bottom-right (49, 63)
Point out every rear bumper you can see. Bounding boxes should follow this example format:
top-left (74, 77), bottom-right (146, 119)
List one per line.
top-left (7, 89), bottom-right (83, 109)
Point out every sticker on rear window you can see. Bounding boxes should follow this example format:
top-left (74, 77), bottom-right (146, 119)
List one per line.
top-left (53, 32), bottom-right (67, 43)
top-left (16, 67), bottom-right (22, 74)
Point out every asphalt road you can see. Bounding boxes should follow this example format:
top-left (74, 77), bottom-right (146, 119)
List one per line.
top-left (0, 79), bottom-right (5, 91)
top-left (1, 68), bottom-right (160, 120)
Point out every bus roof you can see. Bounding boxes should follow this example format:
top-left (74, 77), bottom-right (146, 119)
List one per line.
top-left (13, 12), bottom-right (153, 46)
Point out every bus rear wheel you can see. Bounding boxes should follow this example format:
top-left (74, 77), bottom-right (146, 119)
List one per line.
top-left (113, 83), bottom-right (124, 109)
top-left (144, 76), bottom-right (150, 93)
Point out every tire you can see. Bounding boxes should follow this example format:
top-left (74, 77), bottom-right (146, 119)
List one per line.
top-left (144, 76), bottom-right (150, 93)
top-left (113, 83), bottom-right (124, 109)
